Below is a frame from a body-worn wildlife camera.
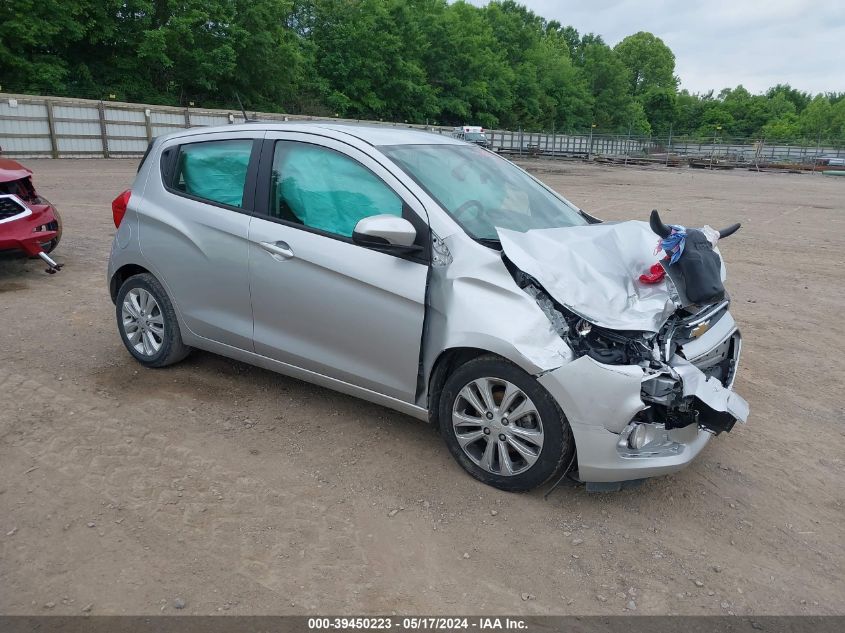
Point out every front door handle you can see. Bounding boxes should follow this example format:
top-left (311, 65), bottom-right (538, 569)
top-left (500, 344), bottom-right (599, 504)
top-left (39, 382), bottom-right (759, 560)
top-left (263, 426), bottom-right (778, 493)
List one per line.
top-left (259, 240), bottom-right (294, 261)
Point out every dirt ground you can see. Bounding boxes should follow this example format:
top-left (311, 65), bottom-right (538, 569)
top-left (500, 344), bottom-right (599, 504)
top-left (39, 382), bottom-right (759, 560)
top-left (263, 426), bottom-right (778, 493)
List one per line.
top-left (1, 158), bottom-right (843, 617)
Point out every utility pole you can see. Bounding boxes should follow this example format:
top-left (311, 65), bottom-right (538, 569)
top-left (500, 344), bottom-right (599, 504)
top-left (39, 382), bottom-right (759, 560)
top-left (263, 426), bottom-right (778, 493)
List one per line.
top-left (665, 123), bottom-right (674, 167)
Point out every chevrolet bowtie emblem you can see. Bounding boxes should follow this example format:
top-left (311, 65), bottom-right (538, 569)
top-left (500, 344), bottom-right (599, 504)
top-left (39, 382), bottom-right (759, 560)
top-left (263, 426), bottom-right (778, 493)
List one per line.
top-left (691, 320), bottom-right (711, 338)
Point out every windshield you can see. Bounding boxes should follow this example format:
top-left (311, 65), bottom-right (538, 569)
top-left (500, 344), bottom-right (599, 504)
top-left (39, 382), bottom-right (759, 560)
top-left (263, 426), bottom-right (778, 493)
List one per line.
top-left (380, 143), bottom-right (587, 240)
top-left (465, 133), bottom-right (487, 141)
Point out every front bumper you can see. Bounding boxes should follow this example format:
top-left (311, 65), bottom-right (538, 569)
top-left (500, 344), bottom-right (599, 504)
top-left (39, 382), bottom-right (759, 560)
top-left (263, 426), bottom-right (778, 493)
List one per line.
top-left (538, 311), bottom-right (748, 484)
top-left (0, 196), bottom-right (59, 256)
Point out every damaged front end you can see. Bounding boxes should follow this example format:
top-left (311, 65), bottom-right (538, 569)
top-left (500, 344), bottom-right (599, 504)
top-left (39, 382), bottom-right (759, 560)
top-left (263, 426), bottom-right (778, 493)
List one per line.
top-left (0, 159), bottom-right (63, 272)
top-left (497, 219), bottom-right (749, 483)
top-left (516, 269), bottom-right (747, 440)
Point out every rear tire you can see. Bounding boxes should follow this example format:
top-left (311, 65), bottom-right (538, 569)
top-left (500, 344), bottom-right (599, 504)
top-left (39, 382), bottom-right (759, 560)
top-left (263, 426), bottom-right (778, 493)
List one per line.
top-left (116, 273), bottom-right (191, 368)
top-left (437, 354), bottom-right (574, 492)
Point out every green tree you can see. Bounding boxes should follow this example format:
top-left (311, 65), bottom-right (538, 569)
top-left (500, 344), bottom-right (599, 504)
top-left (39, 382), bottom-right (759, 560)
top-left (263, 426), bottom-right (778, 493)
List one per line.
top-left (641, 88), bottom-right (676, 136)
top-left (613, 31), bottom-right (677, 96)
top-left (0, 0), bottom-right (90, 94)
top-left (721, 87), bottom-right (771, 138)
top-left (579, 42), bottom-right (635, 131)
top-left (533, 34), bottom-right (593, 131)
top-left (305, 0), bottom-right (439, 121)
top-left (696, 103), bottom-right (735, 137)
top-left (831, 99), bottom-right (845, 138)
top-left (673, 90), bottom-right (709, 135)
top-left (136, 0), bottom-right (240, 104)
top-left (484, 1), bottom-right (545, 127)
top-left (798, 95), bottom-right (833, 140)
top-left (761, 113), bottom-right (800, 141)
top-left (766, 84), bottom-right (811, 113)
top-left (422, 1), bottom-right (514, 127)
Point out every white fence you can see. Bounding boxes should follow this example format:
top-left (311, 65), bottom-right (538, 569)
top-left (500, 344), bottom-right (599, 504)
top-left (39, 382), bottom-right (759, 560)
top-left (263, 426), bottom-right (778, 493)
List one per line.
top-left (0, 94), bottom-right (253, 157)
top-left (1, 93), bottom-right (842, 165)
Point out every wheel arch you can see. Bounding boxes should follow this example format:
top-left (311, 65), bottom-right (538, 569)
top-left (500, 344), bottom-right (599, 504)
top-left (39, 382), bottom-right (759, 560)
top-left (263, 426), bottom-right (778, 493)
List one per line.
top-left (110, 263), bottom-right (151, 303)
top-left (426, 347), bottom-right (518, 425)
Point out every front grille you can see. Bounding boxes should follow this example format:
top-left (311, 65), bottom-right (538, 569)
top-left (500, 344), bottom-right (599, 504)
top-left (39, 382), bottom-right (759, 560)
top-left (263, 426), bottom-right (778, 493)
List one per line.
top-left (0, 196), bottom-right (28, 221)
top-left (692, 332), bottom-right (740, 386)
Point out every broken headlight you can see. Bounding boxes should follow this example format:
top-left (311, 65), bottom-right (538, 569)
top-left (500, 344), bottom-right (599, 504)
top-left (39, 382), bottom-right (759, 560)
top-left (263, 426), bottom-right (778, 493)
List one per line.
top-left (568, 319), bottom-right (655, 366)
top-left (520, 276), bottom-right (655, 366)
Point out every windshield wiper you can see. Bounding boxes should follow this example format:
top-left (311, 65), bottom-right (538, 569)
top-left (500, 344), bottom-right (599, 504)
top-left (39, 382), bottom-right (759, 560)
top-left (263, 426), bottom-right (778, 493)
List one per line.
top-left (477, 237), bottom-right (502, 249)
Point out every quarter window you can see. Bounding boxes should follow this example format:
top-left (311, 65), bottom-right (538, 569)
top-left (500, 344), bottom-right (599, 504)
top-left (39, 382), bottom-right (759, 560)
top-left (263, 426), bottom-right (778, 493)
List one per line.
top-left (268, 141), bottom-right (402, 238)
top-left (172, 139), bottom-right (253, 207)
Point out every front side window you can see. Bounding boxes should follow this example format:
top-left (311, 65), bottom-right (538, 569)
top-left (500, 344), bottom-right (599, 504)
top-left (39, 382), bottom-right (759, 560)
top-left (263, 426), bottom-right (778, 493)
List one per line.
top-left (172, 139), bottom-right (253, 207)
top-left (381, 143), bottom-right (587, 241)
top-left (269, 141), bottom-right (402, 238)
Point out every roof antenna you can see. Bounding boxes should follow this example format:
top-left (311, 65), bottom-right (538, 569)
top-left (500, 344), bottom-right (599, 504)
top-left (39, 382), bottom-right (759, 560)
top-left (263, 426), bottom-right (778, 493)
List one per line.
top-left (235, 93), bottom-right (255, 123)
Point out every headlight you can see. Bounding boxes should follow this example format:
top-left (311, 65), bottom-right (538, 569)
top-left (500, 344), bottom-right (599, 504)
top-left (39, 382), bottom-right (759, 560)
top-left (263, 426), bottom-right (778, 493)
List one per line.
top-left (523, 282), bottom-right (655, 366)
top-left (571, 321), bottom-right (654, 365)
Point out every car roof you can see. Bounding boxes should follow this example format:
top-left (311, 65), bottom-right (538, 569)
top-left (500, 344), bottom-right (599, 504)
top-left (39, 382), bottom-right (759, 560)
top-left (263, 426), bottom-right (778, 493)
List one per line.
top-left (166, 122), bottom-right (463, 147)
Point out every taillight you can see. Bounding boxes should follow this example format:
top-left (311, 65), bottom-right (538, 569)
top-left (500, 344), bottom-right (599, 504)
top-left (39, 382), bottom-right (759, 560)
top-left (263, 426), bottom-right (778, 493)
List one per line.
top-left (112, 190), bottom-right (131, 228)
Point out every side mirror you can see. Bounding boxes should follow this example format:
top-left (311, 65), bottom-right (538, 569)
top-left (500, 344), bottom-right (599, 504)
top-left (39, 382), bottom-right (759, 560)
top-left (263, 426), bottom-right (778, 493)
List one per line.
top-left (352, 215), bottom-right (419, 251)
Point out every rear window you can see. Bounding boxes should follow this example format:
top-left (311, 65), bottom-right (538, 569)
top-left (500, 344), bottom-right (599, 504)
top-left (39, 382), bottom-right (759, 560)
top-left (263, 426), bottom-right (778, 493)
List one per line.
top-left (169, 139), bottom-right (254, 208)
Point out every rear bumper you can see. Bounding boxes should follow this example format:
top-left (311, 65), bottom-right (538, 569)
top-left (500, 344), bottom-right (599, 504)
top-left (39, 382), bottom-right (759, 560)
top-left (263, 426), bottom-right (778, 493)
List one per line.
top-left (538, 315), bottom-right (748, 484)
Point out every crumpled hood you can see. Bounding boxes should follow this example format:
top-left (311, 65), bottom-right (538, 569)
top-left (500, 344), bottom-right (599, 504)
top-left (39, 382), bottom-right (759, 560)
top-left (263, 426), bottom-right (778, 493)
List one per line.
top-left (497, 221), bottom-right (677, 332)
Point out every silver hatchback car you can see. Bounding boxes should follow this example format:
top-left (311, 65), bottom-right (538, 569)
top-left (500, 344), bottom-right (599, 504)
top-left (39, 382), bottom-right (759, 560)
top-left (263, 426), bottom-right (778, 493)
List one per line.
top-left (108, 123), bottom-right (749, 492)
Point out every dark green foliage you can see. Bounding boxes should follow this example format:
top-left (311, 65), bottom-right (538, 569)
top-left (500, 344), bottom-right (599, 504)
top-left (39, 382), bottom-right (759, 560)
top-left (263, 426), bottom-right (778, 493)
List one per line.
top-left (0, 0), bottom-right (840, 140)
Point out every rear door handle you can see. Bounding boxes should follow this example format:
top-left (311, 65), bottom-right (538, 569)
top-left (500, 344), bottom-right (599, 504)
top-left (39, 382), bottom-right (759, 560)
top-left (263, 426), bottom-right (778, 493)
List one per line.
top-left (259, 240), bottom-right (294, 260)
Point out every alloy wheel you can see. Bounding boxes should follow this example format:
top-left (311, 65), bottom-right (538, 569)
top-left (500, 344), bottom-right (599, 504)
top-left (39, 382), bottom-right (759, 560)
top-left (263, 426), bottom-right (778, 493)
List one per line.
top-left (121, 288), bottom-right (165, 357)
top-left (452, 377), bottom-right (544, 476)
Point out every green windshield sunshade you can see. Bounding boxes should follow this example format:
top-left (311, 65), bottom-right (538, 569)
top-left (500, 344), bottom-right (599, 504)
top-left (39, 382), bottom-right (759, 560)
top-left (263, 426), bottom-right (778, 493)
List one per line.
top-left (180, 140), bottom-right (252, 207)
top-left (277, 144), bottom-right (402, 236)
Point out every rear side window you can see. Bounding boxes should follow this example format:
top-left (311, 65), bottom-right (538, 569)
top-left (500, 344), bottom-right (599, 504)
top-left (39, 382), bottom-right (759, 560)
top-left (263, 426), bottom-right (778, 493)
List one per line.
top-left (268, 141), bottom-right (402, 238)
top-left (171, 139), bottom-right (253, 208)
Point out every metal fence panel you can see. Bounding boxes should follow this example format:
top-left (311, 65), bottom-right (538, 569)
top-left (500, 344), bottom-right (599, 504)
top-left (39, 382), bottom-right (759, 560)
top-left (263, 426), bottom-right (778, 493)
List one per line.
top-left (105, 107), bottom-right (145, 123)
top-left (108, 138), bottom-right (149, 153)
top-left (105, 123), bottom-right (147, 138)
top-left (56, 136), bottom-right (102, 153)
top-left (52, 105), bottom-right (99, 120)
top-left (54, 120), bottom-right (100, 136)
top-left (0, 118), bottom-right (49, 135)
top-left (1, 136), bottom-right (52, 152)
top-left (150, 111), bottom-right (185, 125)
top-left (1, 93), bottom-right (843, 165)
top-left (0, 100), bottom-right (46, 118)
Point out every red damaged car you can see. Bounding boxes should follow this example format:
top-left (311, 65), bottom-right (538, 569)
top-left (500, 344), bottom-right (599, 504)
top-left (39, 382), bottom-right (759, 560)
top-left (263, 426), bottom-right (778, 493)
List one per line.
top-left (0, 155), bottom-right (63, 272)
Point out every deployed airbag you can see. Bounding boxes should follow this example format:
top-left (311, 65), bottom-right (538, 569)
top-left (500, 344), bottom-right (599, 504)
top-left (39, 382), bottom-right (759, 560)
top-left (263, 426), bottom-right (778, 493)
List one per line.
top-left (180, 140), bottom-right (252, 207)
top-left (274, 144), bottom-right (402, 237)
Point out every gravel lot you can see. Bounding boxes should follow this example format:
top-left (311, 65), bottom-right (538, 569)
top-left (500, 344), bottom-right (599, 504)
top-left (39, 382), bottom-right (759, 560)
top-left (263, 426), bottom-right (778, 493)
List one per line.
top-left (1, 158), bottom-right (843, 616)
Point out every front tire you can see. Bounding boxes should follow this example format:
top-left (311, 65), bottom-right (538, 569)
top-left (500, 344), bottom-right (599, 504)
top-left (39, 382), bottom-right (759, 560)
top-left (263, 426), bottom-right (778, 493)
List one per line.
top-left (438, 355), bottom-right (574, 492)
top-left (116, 273), bottom-right (190, 368)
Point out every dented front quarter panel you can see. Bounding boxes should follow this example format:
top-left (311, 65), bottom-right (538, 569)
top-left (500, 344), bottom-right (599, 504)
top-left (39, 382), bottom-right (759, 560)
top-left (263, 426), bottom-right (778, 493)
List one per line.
top-left (537, 356), bottom-right (645, 432)
top-left (420, 233), bottom-right (573, 402)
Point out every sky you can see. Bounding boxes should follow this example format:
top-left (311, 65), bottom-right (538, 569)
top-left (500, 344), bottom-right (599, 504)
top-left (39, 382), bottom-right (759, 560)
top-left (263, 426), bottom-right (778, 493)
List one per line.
top-left (466, 0), bottom-right (845, 95)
